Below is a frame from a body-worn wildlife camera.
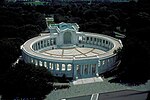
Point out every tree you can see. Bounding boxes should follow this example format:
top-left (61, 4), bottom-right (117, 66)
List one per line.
top-left (18, 24), bottom-right (40, 41)
top-left (0, 62), bottom-right (53, 99)
top-left (0, 38), bottom-right (23, 74)
top-left (0, 0), bottom-right (5, 5)
top-left (109, 35), bottom-right (150, 85)
top-left (83, 9), bottom-right (97, 20)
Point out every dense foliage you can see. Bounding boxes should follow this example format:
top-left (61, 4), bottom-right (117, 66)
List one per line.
top-left (0, 62), bottom-right (54, 99)
top-left (0, 4), bottom-right (50, 99)
top-left (0, 38), bottom-right (22, 74)
top-left (0, 6), bottom-right (46, 40)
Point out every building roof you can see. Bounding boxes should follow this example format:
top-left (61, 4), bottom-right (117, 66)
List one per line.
top-left (49, 22), bottom-right (79, 32)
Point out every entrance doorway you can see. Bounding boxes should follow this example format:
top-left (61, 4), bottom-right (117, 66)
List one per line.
top-left (64, 32), bottom-right (72, 44)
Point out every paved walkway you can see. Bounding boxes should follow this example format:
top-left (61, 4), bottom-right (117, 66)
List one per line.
top-left (72, 77), bottom-right (103, 85)
top-left (53, 83), bottom-right (70, 86)
top-left (41, 47), bottom-right (106, 58)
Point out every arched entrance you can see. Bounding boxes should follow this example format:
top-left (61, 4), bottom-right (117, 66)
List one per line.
top-left (64, 32), bottom-right (72, 44)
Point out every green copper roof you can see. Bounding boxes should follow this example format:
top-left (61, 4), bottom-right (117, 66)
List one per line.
top-left (50, 23), bottom-right (75, 31)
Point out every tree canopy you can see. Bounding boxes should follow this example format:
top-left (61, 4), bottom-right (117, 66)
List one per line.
top-left (0, 62), bottom-right (54, 99)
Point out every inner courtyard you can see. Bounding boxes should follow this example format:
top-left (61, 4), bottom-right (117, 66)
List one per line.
top-left (40, 47), bottom-right (106, 58)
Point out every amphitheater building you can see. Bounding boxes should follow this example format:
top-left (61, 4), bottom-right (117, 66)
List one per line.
top-left (21, 22), bottom-right (123, 79)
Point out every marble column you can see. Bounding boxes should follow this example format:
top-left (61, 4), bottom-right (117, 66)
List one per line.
top-left (47, 61), bottom-right (49, 70)
top-left (95, 64), bottom-right (98, 76)
top-left (39, 60), bottom-right (43, 66)
top-left (80, 65), bottom-right (82, 76)
top-left (53, 63), bottom-right (55, 71)
top-left (73, 64), bottom-right (77, 80)
top-left (65, 64), bottom-right (67, 72)
top-left (60, 64), bottom-right (62, 72)
top-left (88, 64), bottom-right (90, 75)
top-left (82, 65), bottom-right (84, 76)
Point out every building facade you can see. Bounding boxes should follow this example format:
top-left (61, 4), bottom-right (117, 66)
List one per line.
top-left (21, 22), bottom-right (123, 79)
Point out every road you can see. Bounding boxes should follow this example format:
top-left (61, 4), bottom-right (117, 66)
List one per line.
top-left (61, 90), bottom-right (148, 100)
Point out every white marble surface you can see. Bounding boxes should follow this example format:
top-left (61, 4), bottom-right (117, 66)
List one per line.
top-left (41, 47), bottom-right (106, 58)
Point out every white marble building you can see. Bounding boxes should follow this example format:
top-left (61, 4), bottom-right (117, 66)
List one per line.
top-left (21, 22), bottom-right (123, 79)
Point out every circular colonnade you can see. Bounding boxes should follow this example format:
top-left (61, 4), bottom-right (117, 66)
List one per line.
top-left (21, 32), bottom-right (122, 80)
top-left (21, 22), bottom-right (123, 79)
